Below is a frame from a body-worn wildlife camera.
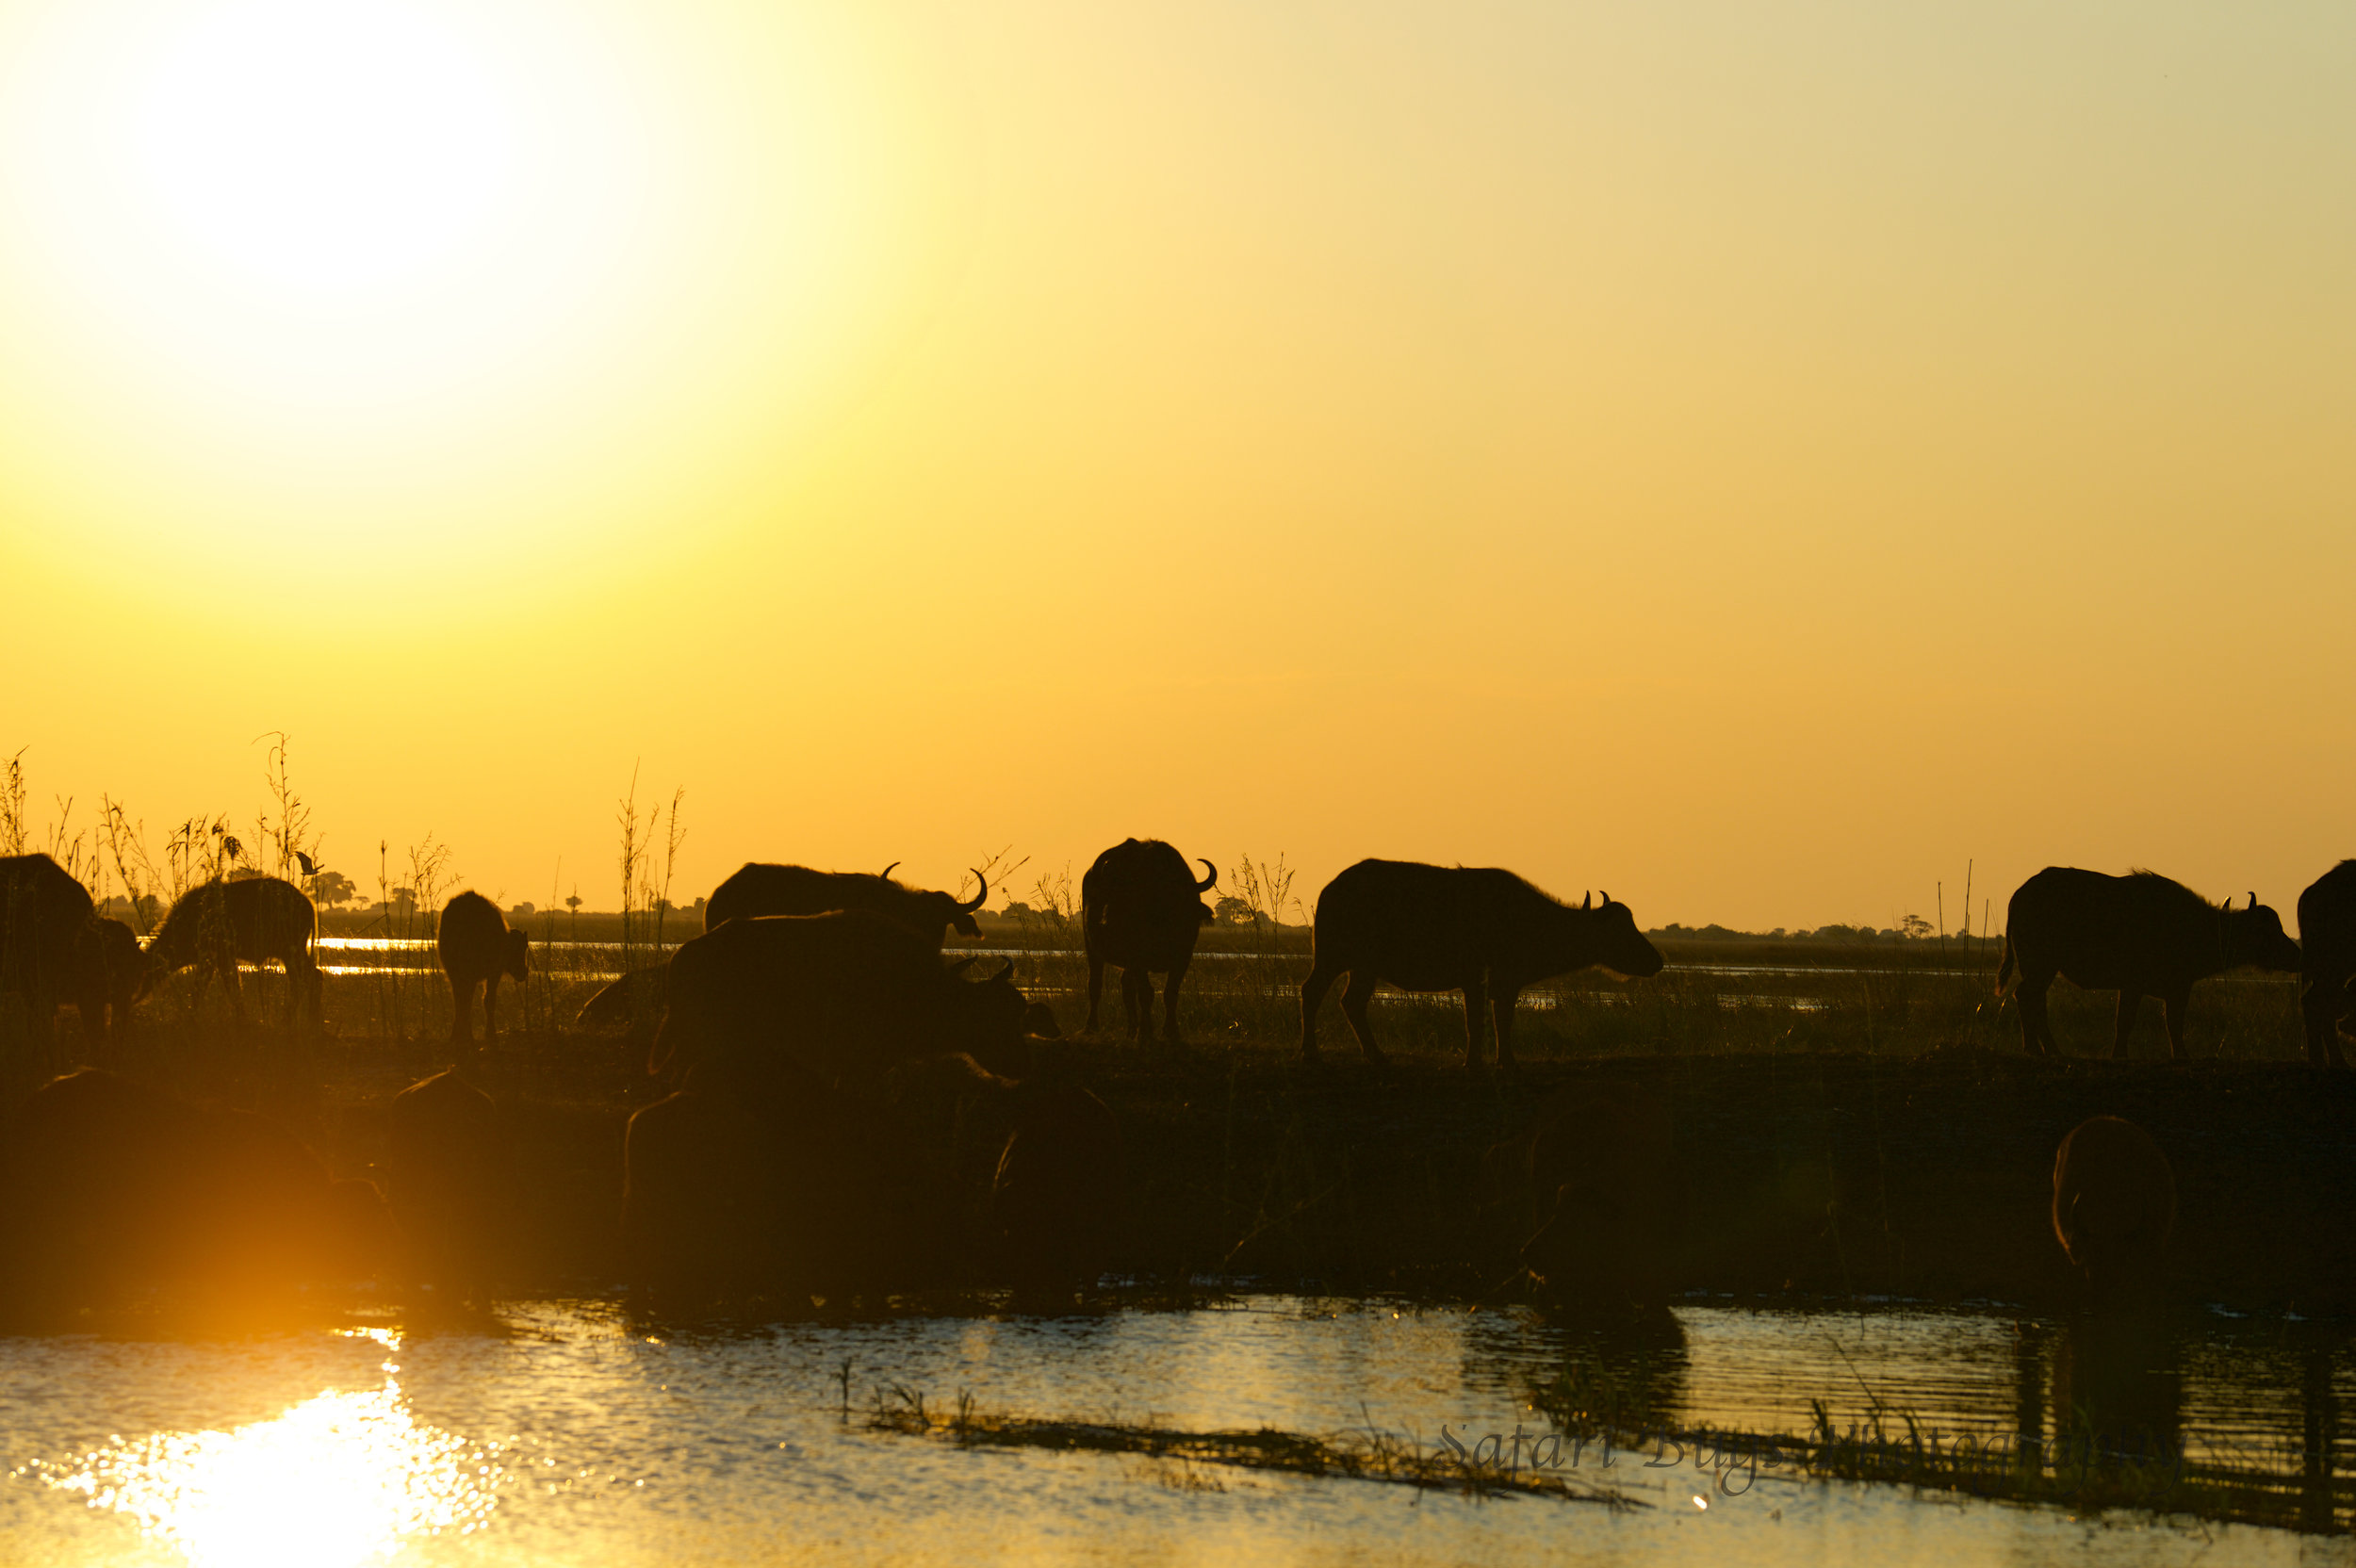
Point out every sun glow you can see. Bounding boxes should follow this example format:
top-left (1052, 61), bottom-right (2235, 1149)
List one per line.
top-left (35, 1377), bottom-right (502, 1568)
top-left (0, 0), bottom-right (931, 588)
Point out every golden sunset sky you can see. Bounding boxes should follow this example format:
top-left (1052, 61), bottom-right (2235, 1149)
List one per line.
top-left (1, 0), bottom-right (2348, 930)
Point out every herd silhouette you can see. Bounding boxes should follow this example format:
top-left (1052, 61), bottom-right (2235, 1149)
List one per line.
top-left (0, 842), bottom-right (2345, 1319)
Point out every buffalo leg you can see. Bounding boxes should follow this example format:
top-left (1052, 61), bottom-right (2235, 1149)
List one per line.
top-left (1461, 977), bottom-right (1490, 1068)
top-left (2109, 990), bottom-right (2145, 1059)
top-left (1339, 972), bottom-right (1390, 1065)
top-left (1299, 961), bottom-right (1341, 1057)
top-left (483, 973), bottom-right (503, 1041)
top-left (1492, 987), bottom-right (1523, 1069)
top-left (1122, 967), bottom-right (1153, 1042)
top-left (2016, 974), bottom-right (2056, 1056)
top-left (2161, 988), bottom-right (2193, 1061)
top-left (450, 975), bottom-right (476, 1043)
top-left (2302, 972), bottom-right (2350, 1069)
top-left (1162, 951), bottom-right (1192, 1046)
top-left (1084, 956), bottom-right (1107, 1036)
top-left (219, 955), bottom-right (246, 1023)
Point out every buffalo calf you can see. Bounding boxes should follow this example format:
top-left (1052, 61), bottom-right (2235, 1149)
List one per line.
top-left (1510, 1081), bottom-right (1682, 1307)
top-left (439, 890), bottom-right (529, 1044)
top-left (2052, 1115), bottom-right (2177, 1303)
top-left (991, 1084), bottom-right (1124, 1294)
top-left (383, 1069), bottom-right (506, 1302)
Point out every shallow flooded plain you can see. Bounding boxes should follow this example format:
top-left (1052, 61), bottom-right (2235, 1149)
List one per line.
top-left (5, 1298), bottom-right (2349, 1566)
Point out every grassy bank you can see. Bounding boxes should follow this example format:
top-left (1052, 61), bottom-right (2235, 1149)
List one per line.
top-left (22, 954), bottom-right (2350, 1315)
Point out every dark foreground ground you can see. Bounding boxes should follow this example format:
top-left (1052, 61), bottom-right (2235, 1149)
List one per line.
top-left (52, 1014), bottom-right (2351, 1317)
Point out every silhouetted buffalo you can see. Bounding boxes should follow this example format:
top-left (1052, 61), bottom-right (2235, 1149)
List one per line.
top-left (706, 862), bottom-right (988, 943)
top-left (383, 1069), bottom-right (506, 1302)
top-left (1996, 868), bottom-right (2301, 1059)
top-left (1299, 860), bottom-right (1665, 1067)
top-left (650, 908), bottom-right (1028, 1092)
top-left (144, 874), bottom-right (324, 1026)
top-left (622, 1070), bottom-right (954, 1302)
top-left (1022, 1000), bottom-right (1063, 1039)
top-left (0, 1069), bottom-right (394, 1323)
top-left (991, 1083), bottom-right (1124, 1294)
top-left (2053, 1115), bottom-right (2176, 1303)
top-left (438, 890), bottom-right (529, 1044)
top-left (2298, 861), bottom-right (2356, 1068)
top-left (1503, 1080), bottom-right (1682, 1308)
top-left (81, 918), bottom-right (144, 1046)
top-left (1081, 839), bottom-right (1217, 1044)
top-left (0, 854), bottom-right (129, 1058)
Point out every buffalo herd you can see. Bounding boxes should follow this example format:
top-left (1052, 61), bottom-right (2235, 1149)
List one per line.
top-left (0, 845), bottom-right (2351, 1317)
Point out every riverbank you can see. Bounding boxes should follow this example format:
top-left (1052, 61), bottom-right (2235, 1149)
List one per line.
top-left (66, 1012), bottom-right (2356, 1317)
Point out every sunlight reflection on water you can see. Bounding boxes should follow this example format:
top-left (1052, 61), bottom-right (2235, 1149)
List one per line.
top-left (28, 1326), bottom-right (501, 1568)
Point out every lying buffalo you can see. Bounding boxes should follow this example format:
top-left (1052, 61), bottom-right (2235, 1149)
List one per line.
top-left (0, 1069), bottom-right (394, 1324)
top-left (706, 862), bottom-right (988, 943)
top-left (438, 890), bottom-right (529, 1044)
top-left (991, 1083), bottom-right (1124, 1294)
top-left (1299, 860), bottom-right (1665, 1067)
top-left (2053, 1115), bottom-right (2176, 1303)
top-left (145, 874), bottom-right (323, 1027)
top-left (0, 854), bottom-right (136, 1060)
top-left (1997, 868), bottom-right (2301, 1058)
top-left (1081, 839), bottom-right (1217, 1044)
top-left (2298, 860), bottom-right (2356, 1068)
top-left (1497, 1080), bottom-right (1682, 1308)
top-left (383, 1069), bottom-right (506, 1303)
top-left (650, 909), bottom-right (1027, 1092)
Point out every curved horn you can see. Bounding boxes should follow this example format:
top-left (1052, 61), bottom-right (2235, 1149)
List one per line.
top-left (1196, 858), bottom-right (1218, 891)
top-left (1600, 890), bottom-right (1612, 908)
top-left (879, 861), bottom-right (900, 880)
top-left (2249, 890), bottom-right (2259, 911)
top-left (955, 870), bottom-right (989, 913)
top-left (948, 956), bottom-right (979, 975)
top-left (992, 958), bottom-right (1017, 982)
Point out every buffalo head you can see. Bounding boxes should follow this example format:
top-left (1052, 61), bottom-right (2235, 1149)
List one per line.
top-left (1585, 892), bottom-right (1667, 979)
top-left (2224, 893), bottom-right (2301, 973)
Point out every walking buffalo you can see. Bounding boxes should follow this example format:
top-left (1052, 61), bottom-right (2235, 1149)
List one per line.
top-left (438, 890), bottom-right (529, 1044)
top-left (1081, 839), bottom-right (1217, 1043)
top-left (0, 1069), bottom-right (395, 1324)
top-left (144, 875), bottom-right (324, 1027)
top-left (2298, 861), bottom-right (2356, 1068)
top-left (2052, 1115), bottom-right (2176, 1303)
top-left (1996, 868), bottom-right (2301, 1059)
top-left (382, 1069), bottom-right (506, 1302)
top-left (649, 909), bottom-right (1028, 1092)
top-left (705, 862), bottom-right (988, 943)
top-left (1298, 860), bottom-right (1665, 1068)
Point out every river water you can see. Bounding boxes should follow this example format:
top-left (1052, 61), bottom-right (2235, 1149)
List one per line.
top-left (3, 1297), bottom-right (2346, 1566)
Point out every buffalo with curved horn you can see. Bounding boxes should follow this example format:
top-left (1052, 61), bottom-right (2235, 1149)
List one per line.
top-left (1081, 840), bottom-right (1219, 1044)
top-left (704, 863), bottom-right (988, 944)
